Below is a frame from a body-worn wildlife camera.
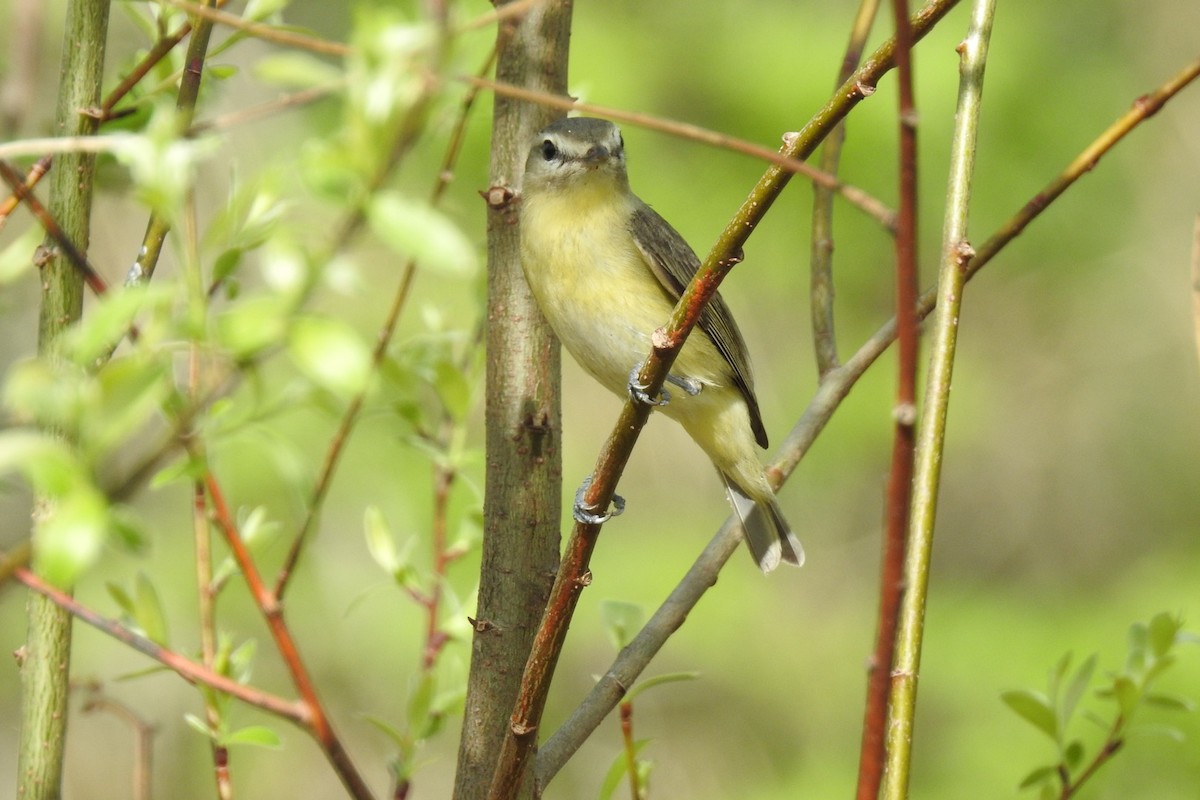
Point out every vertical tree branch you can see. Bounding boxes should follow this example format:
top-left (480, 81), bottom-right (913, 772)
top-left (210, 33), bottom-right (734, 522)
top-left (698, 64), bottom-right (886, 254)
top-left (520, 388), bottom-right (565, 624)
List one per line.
top-left (16, 1), bottom-right (110, 798)
top-left (882, 2), bottom-right (996, 797)
top-left (453, 2), bottom-right (573, 798)
top-left (864, 2), bottom-right (919, 799)
top-left (811, 0), bottom-right (881, 377)
top-left (127, 0), bottom-right (217, 286)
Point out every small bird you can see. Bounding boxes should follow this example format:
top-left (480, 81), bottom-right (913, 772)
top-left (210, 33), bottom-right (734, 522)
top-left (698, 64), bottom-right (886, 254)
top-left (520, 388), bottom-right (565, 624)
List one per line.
top-left (518, 116), bottom-right (803, 573)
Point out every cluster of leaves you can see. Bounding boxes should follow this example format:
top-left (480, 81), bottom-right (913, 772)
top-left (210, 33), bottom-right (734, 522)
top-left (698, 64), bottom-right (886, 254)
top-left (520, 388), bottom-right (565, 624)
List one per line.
top-left (1003, 612), bottom-right (1196, 799)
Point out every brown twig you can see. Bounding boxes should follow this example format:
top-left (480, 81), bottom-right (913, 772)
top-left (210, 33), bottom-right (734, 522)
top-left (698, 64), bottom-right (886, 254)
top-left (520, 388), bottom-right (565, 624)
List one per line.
top-left (14, 567), bottom-right (309, 723)
top-left (0, 154), bottom-right (51, 231)
top-left (466, 75), bottom-right (898, 232)
top-left (0, 159), bottom-right (109, 295)
top-left (80, 683), bottom-right (157, 800)
top-left (811, 1), bottom-right (881, 378)
top-left (862, 3), bottom-right (920, 800)
top-left (200, 466), bottom-right (376, 800)
top-left (161, 0), bottom-right (351, 57)
top-left (89, 0), bottom-right (231, 122)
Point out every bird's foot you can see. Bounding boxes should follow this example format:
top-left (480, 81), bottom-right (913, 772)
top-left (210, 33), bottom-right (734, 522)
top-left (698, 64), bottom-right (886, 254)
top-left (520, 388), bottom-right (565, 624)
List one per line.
top-left (628, 364), bottom-right (670, 406)
top-left (573, 476), bottom-right (626, 525)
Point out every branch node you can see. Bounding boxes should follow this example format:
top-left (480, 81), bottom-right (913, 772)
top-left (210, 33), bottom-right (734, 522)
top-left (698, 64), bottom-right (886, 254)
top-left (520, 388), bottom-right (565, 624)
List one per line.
top-left (481, 184), bottom-right (515, 210)
top-left (891, 402), bottom-right (917, 426)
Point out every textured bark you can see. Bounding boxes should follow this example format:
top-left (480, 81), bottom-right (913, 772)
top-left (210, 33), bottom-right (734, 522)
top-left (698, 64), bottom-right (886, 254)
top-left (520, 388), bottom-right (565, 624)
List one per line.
top-left (17, 1), bottom-right (110, 798)
top-left (452, 2), bottom-right (574, 799)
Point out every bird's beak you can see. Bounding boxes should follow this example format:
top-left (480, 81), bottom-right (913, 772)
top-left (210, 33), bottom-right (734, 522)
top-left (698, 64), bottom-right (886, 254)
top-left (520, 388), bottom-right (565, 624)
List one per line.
top-left (582, 145), bottom-right (610, 164)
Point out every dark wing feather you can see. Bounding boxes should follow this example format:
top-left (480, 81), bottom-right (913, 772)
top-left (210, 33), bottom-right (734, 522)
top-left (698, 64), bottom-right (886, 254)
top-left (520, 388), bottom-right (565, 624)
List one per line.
top-left (628, 201), bottom-right (768, 449)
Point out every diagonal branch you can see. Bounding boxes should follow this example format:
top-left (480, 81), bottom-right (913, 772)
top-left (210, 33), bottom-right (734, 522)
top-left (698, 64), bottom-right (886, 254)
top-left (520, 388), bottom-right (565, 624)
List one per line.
top-left (14, 567), bottom-right (308, 723)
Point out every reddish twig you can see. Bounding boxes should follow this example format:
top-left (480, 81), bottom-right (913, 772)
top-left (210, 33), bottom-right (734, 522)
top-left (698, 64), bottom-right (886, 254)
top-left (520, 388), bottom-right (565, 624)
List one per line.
top-left (859, 3), bottom-right (919, 799)
top-left (200, 467), bottom-right (377, 800)
top-left (0, 154), bottom-right (51, 231)
top-left (0, 159), bottom-right (109, 295)
top-left (14, 568), bottom-right (308, 723)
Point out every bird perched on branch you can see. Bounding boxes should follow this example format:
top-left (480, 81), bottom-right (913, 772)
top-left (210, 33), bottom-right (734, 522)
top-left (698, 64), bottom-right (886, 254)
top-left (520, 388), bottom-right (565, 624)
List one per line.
top-left (518, 116), bottom-right (802, 573)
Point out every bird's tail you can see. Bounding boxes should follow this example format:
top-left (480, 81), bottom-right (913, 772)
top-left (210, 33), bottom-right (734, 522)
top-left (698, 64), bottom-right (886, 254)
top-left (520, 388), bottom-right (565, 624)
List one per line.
top-left (722, 476), bottom-right (804, 573)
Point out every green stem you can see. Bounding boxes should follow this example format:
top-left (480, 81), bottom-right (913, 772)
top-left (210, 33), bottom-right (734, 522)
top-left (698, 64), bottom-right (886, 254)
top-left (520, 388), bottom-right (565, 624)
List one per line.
top-left (881, 2), bottom-right (996, 798)
top-left (127, 0), bottom-right (216, 286)
top-left (17, 1), bottom-right (110, 797)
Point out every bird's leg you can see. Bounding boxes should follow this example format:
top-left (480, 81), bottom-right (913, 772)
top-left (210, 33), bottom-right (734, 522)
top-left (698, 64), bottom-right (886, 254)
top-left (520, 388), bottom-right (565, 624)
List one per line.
top-left (627, 365), bottom-right (702, 406)
top-left (573, 475), bottom-right (626, 525)
top-left (665, 373), bottom-right (702, 396)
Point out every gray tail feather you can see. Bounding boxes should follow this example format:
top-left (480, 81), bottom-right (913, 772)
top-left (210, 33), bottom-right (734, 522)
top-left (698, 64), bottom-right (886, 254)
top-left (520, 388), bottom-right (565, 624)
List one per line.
top-left (723, 477), bottom-right (804, 573)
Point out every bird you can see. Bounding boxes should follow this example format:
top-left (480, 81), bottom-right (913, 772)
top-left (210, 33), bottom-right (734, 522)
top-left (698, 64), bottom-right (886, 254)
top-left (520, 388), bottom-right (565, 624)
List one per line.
top-left (518, 116), bottom-right (802, 573)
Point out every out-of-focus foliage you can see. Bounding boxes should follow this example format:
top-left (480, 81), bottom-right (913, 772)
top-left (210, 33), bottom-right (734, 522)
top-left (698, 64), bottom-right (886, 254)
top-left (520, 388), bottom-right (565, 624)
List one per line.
top-left (0, 1), bottom-right (1197, 798)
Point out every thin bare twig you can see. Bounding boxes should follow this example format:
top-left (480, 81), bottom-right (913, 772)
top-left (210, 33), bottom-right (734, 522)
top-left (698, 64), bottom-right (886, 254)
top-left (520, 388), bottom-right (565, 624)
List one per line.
top-left (811, 1), bottom-right (881, 377)
top-left (14, 568), bottom-right (309, 723)
top-left (0, 155), bottom-right (51, 231)
top-left (865, 2), bottom-right (921, 800)
top-left (882, 2), bottom-right (993, 796)
top-left (162, 0), bottom-right (351, 57)
top-left (466, 75), bottom-right (898, 232)
top-left (0, 160), bottom-right (109, 295)
top-left (200, 466), bottom-right (377, 800)
top-left (80, 683), bottom-right (156, 800)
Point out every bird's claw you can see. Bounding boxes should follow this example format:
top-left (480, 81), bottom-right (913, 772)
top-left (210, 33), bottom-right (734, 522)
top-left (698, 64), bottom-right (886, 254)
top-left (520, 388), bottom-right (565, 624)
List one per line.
top-left (628, 364), bottom-right (670, 406)
top-left (573, 476), bottom-right (626, 525)
top-left (666, 374), bottom-right (703, 396)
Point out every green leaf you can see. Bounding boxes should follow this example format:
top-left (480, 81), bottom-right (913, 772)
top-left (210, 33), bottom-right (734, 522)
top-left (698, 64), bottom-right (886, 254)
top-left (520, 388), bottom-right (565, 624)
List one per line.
top-left (1128, 723), bottom-right (1186, 742)
top-left (214, 294), bottom-right (291, 359)
top-left (243, 0), bottom-right (292, 21)
top-left (106, 582), bottom-right (136, 617)
top-left (364, 505), bottom-right (398, 574)
top-left (1061, 653), bottom-right (1097, 728)
top-left (1002, 689), bottom-right (1058, 740)
top-left (626, 671), bottom-right (701, 703)
top-left (0, 225), bottom-right (40, 284)
top-left (1063, 739), bottom-right (1084, 770)
top-left (1143, 692), bottom-right (1194, 712)
top-left (598, 740), bottom-right (650, 800)
top-left (600, 600), bottom-right (644, 651)
top-left (134, 572), bottom-right (169, 646)
top-left (1111, 675), bottom-right (1140, 719)
top-left (363, 714), bottom-right (408, 749)
top-left (368, 191), bottom-right (477, 278)
top-left (3, 359), bottom-right (87, 433)
top-left (184, 712), bottom-right (216, 740)
top-left (407, 672), bottom-right (436, 739)
top-left (288, 315), bottom-right (373, 397)
top-left (254, 52), bottom-right (342, 88)
top-left (1017, 764), bottom-right (1057, 790)
top-left (229, 638), bottom-right (258, 685)
top-left (0, 429), bottom-right (89, 497)
top-left (1148, 612), bottom-right (1181, 659)
top-left (88, 355), bottom-right (173, 455)
top-left (221, 725), bottom-right (282, 749)
top-left (34, 488), bottom-right (110, 588)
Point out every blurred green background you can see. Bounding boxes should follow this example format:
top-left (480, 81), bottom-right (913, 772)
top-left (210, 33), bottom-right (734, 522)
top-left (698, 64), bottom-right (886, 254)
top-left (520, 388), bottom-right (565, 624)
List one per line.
top-left (1, 1), bottom-right (1198, 798)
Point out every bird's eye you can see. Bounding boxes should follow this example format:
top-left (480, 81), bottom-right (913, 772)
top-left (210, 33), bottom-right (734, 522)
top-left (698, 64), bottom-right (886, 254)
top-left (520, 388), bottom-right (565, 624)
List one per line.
top-left (540, 139), bottom-right (558, 161)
